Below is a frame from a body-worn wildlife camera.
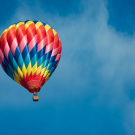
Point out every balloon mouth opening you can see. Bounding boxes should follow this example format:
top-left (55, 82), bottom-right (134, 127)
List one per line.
top-left (26, 80), bottom-right (42, 93)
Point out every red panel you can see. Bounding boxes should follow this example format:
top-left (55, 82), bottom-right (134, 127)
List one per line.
top-left (37, 30), bottom-right (46, 44)
top-left (16, 24), bottom-right (25, 38)
top-left (1, 37), bottom-right (7, 51)
top-left (27, 28), bottom-right (36, 43)
top-left (36, 25), bottom-right (45, 36)
top-left (53, 40), bottom-right (59, 49)
top-left (26, 23), bottom-right (35, 36)
top-left (8, 31), bottom-right (16, 48)
top-left (46, 36), bottom-right (54, 45)
top-left (17, 29), bottom-right (26, 45)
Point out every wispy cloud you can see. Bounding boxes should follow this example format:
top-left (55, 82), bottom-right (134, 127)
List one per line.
top-left (0, 0), bottom-right (135, 134)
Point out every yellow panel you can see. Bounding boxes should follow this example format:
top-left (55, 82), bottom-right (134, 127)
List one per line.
top-left (13, 74), bottom-right (19, 81)
top-left (40, 67), bottom-right (47, 76)
top-left (7, 25), bottom-right (15, 34)
top-left (46, 73), bottom-right (50, 79)
top-left (15, 22), bottom-right (24, 31)
top-left (14, 70), bottom-right (21, 80)
top-left (43, 70), bottom-right (49, 77)
top-left (30, 86), bottom-right (39, 89)
top-left (52, 29), bottom-right (57, 36)
top-left (17, 67), bottom-right (23, 78)
top-left (45, 24), bottom-right (51, 32)
top-left (22, 64), bottom-right (27, 77)
top-left (25, 21), bottom-right (34, 30)
top-left (30, 86), bottom-right (34, 89)
top-left (37, 64), bottom-right (43, 75)
top-left (13, 75), bottom-right (21, 85)
top-left (32, 62), bottom-right (37, 75)
top-left (45, 77), bottom-right (49, 83)
top-left (35, 22), bottom-right (43, 29)
top-left (8, 24), bottom-right (15, 31)
top-left (27, 62), bottom-right (32, 76)
top-left (46, 76), bottom-right (49, 80)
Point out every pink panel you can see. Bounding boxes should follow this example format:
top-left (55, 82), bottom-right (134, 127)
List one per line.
top-left (37, 37), bottom-right (46, 52)
top-left (19, 35), bottom-right (27, 53)
top-left (56, 60), bottom-right (60, 66)
top-left (28, 35), bottom-right (37, 52)
top-left (0, 49), bottom-right (4, 63)
top-left (55, 54), bottom-right (61, 61)
top-left (4, 43), bottom-right (10, 60)
top-left (45, 42), bottom-right (54, 54)
top-left (51, 48), bottom-right (59, 56)
top-left (11, 38), bottom-right (18, 56)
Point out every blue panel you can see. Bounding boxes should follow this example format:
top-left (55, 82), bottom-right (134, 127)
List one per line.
top-left (22, 44), bottom-right (29, 60)
top-left (18, 55), bottom-right (23, 70)
top-left (24, 20), bottom-right (30, 24)
top-left (46, 63), bottom-right (53, 70)
top-left (33, 21), bottom-right (38, 24)
top-left (8, 51), bottom-right (13, 63)
top-left (4, 56), bottom-right (9, 66)
top-left (4, 56), bottom-right (16, 74)
top-left (12, 59), bottom-right (18, 71)
top-left (49, 67), bottom-right (55, 74)
top-left (30, 44), bottom-right (37, 59)
top-left (14, 46), bottom-right (20, 62)
top-left (31, 54), bottom-right (37, 67)
top-left (43, 23), bottom-right (46, 26)
top-left (37, 46), bottom-right (45, 60)
top-left (7, 68), bottom-right (14, 80)
top-left (24, 54), bottom-right (30, 68)
top-left (2, 62), bottom-right (14, 80)
top-left (49, 55), bottom-right (56, 63)
top-left (37, 56), bottom-right (44, 67)
top-left (42, 59), bottom-right (49, 68)
top-left (44, 50), bottom-right (52, 61)
top-left (52, 60), bottom-right (58, 67)
top-left (51, 66), bottom-right (56, 73)
top-left (49, 67), bottom-right (57, 78)
top-left (8, 64), bottom-right (14, 74)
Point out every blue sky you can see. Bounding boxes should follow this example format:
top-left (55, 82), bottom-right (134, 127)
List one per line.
top-left (107, 0), bottom-right (135, 35)
top-left (0, 0), bottom-right (135, 134)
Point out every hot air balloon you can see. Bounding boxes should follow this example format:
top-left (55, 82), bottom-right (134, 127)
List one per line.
top-left (0, 20), bottom-right (62, 101)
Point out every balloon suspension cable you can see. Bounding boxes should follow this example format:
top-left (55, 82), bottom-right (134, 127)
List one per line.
top-left (33, 92), bottom-right (39, 102)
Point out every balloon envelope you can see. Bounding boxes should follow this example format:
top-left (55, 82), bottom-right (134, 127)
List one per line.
top-left (0, 20), bottom-right (62, 93)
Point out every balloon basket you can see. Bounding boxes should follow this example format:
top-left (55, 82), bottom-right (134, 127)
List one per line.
top-left (33, 93), bottom-right (39, 101)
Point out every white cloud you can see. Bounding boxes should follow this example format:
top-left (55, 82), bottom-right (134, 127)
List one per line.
top-left (0, 0), bottom-right (135, 133)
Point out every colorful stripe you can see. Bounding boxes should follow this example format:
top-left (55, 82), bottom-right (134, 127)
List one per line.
top-left (0, 20), bottom-right (62, 93)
